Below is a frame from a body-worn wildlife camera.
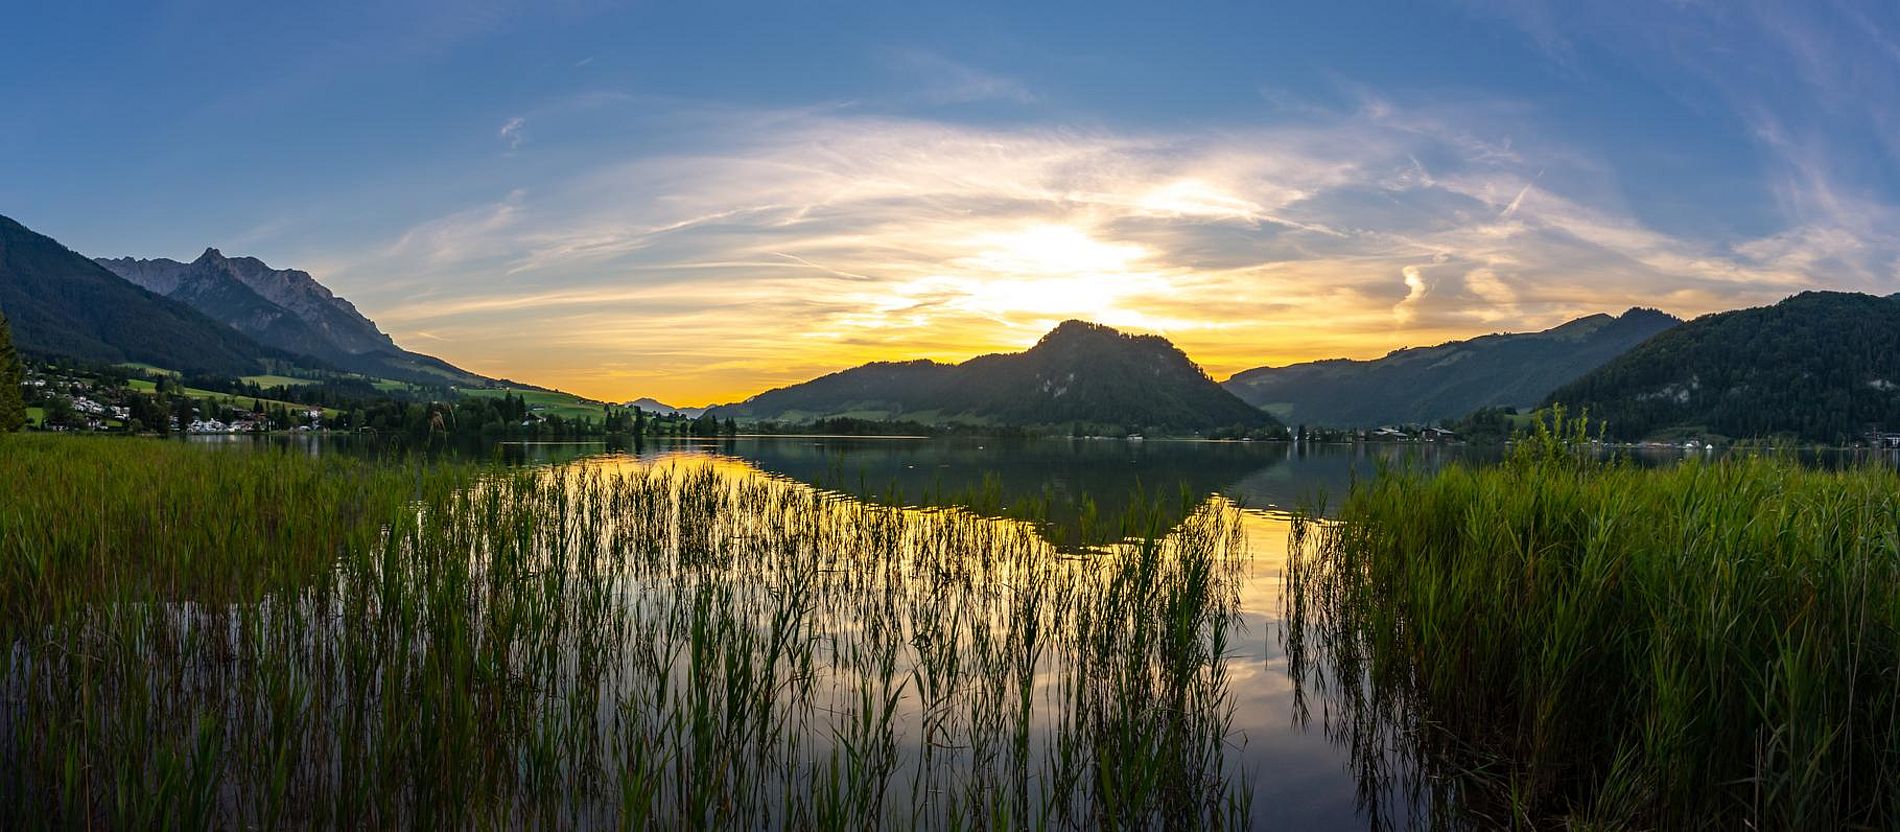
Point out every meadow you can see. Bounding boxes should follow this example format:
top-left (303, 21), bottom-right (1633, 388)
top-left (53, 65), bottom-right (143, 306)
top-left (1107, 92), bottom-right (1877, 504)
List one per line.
top-left (458, 386), bottom-right (610, 421)
top-left (1285, 415), bottom-right (1900, 829)
top-left (0, 435), bottom-right (1253, 828)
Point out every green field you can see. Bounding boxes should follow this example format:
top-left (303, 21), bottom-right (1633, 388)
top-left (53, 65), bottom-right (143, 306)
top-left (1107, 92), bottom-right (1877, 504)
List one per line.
top-left (180, 385), bottom-right (339, 418)
top-left (115, 376), bottom-right (340, 419)
top-left (98, 363), bottom-right (602, 425)
top-left (107, 365), bottom-right (340, 419)
top-left (114, 362), bottom-right (179, 378)
top-left (458, 386), bottom-right (606, 421)
top-left (240, 374), bottom-right (318, 387)
top-left (368, 377), bottom-right (417, 392)
top-left (25, 407), bottom-right (43, 427)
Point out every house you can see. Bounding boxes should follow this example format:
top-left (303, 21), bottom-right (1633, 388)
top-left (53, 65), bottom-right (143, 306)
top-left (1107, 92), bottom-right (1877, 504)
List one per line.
top-left (1371, 426), bottom-right (1409, 440)
top-left (1423, 427), bottom-right (1458, 441)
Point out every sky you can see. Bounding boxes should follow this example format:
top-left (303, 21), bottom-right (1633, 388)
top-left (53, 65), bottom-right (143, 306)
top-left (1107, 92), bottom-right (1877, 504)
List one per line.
top-left (5, 1), bottom-right (1900, 404)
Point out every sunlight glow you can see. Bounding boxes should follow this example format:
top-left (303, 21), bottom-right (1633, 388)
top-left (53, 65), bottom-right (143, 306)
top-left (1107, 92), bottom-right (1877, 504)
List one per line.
top-left (1136, 179), bottom-right (1265, 221)
top-left (959, 225), bottom-right (1150, 276)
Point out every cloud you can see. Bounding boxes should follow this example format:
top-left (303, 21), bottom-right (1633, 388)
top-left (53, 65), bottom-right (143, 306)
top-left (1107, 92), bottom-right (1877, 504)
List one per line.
top-left (1499, 171), bottom-right (1540, 219)
top-left (499, 116), bottom-right (526, 150)
top-left (1394, 265), bottom-right (1429, 323)
top-left (885, 49), bottom-right (1036, 105)
top-left (1463, 268), bottom-right (1520, 321)
top-left (333, 96), bottom-right (1890, 403)
top-left (1464, 0), bottom-right (1900, 293)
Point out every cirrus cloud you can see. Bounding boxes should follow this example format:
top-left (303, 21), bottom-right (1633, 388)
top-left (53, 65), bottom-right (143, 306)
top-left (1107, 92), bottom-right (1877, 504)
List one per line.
top-left (328, 95), bottom-right (1891, 403)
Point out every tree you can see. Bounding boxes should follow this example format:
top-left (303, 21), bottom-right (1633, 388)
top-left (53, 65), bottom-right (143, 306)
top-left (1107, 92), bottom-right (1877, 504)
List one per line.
top-left (0, 310), bottom-right (24, 432)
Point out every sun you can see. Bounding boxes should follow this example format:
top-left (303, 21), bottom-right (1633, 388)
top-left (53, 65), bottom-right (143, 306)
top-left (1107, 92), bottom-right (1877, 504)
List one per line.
top-left (960, 224), bottom-right (1150, 276)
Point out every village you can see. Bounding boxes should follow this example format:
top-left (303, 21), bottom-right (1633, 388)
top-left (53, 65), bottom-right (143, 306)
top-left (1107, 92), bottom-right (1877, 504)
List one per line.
top-left (22, 363), bottom-right (326, 434)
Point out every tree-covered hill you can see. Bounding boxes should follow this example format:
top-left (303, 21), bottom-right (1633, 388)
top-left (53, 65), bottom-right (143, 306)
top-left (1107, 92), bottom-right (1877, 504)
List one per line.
top-left (1223, 307), bottom-right (1680, 427)
top-left (0, 215), bottom-right (277, 376)
top-left (1545, 292), bottom-right (1900, 442)
top-left (712, 321), bottom-right (1278, 434)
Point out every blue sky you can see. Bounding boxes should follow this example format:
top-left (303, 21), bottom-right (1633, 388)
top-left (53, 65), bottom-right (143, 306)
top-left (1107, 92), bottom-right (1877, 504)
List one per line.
top-left (4, 1), bottom-right (1898, 401)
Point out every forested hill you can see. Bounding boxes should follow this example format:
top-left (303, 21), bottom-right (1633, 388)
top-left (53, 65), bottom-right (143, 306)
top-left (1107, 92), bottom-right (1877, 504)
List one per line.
top-left (712, 321), bottom-right (1278, 433)
top-left (0, 215), bottom-right (277, 375)
top-left (1546, 292), bottom-right (1900, 442)
top-left (1222, 307), bottom-right (1680, 427)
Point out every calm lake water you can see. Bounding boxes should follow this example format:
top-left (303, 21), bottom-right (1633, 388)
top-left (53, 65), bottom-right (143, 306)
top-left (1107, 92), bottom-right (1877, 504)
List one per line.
top-left (173, 434), bottom-right (1884, 828)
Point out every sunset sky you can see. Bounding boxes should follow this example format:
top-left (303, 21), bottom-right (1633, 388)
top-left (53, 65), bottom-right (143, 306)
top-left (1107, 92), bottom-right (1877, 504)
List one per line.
top-left (6, 1), bottom-right (1900, 404)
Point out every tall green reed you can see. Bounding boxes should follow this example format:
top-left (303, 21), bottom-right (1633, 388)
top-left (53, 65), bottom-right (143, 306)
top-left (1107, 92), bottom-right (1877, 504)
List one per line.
top-left (0, 436), bottom-right (1253, 829)
top-left (1286, 410), bottom-right (1900, 829)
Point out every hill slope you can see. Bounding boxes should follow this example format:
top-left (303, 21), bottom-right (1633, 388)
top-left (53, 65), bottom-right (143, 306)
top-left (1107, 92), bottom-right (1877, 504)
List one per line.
top-left (622, 397), bottom-right (706, 418)
top-left (0, 215), bottom-right (275, 375)
top-left (1223, 308), bottom-right (1680, 427)
top-left (97, 250), bottom-right (486, 386)
top-left (1546, 292), bottom-right (1900, 442)
top-left (714, 320), bottom-right (1276, 432)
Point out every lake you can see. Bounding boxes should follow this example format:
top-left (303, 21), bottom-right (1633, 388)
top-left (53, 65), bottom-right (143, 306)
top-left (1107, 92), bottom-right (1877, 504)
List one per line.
top-left (174, 435), bottom-right (1494, 827)
top-left (155, 434), bottom-right (1898, 828)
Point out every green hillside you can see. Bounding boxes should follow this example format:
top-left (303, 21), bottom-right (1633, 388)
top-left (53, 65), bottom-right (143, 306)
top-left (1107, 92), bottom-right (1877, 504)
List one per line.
top-left (1223, 308), bottom-right (1680, 427)
top-left (1546, 292), bottom-right (1900, 442)
top-left (459, 387), bottom-right (607, 421)
top-left (0, 215), bottom-right (279, 375)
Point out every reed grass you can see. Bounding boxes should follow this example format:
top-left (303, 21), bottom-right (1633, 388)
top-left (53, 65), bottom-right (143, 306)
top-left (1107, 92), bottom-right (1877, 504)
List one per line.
top-left (1286, 412), bottom-right (1900, 829)
top-left (0, 435), bottom-right (1253, 828)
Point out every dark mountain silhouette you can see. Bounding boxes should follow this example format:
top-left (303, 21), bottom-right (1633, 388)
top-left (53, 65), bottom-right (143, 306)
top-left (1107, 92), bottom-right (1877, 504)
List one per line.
top-left (1223, 308), bottom-right (1680, 427)
top-left (713, 320), bottom-right (1277, 433)
top-left (1546, 292), bottom-right (1900, 442)
top-left (0, 215), bottom-right (278, 375)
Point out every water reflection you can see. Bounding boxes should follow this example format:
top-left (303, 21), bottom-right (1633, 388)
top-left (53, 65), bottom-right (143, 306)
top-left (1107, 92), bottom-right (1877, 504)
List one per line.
top-left (171, 434), bottom-right (1898, 828)
top-left (561, 437), bottom-right (1491, 544)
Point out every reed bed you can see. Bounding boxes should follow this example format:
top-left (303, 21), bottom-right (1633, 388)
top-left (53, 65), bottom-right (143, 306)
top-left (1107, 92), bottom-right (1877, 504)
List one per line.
top-left (1285, 416), bottom-right (1900, 830)
top-left (0, 435), bottom-right (1253, 829)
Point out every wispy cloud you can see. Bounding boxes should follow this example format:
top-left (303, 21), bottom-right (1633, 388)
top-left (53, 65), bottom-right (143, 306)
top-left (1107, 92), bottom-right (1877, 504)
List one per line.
top-left (884, 49), bottom-right (1036, 105)
top-left (1499, 170), bottom-right (1540, 219)
top-left (1465, 0), bottom-right (1900, 293)
top-left (498, 116), bottom-right (526, 150)
top-left (333, 95), bottom-right (1888, 403)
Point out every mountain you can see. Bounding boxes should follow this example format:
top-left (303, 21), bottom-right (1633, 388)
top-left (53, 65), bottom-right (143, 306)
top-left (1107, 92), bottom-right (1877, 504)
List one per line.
top-left (0, 215), bottom-right (278, 375)
top-left (622, 397), bottom-right (705, 418)
top-left (1222, 308), bottom-right (1681, 427)
top-left (713, 320), bottom-right (1277, 433)
top-left (97, 249), bottom-right (484, 385)
top-left (1545, 292), bottom-right (1900, 442)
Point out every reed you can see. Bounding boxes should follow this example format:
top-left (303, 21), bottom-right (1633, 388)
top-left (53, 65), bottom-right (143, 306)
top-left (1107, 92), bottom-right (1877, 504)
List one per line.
top-left (0, 435), bottom-right (1252, 828)
top-left (1286, 412), bottom-right (1900, 829)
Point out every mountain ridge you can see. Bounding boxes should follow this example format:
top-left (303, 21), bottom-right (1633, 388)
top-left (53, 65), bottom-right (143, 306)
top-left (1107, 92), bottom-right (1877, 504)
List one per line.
top-left (1546, 291), bottom-right (1900, 442)
top-left (713, 320), bottom-right (1276, 433)
top-left (622, 397), bottom-right (706, 418)
top-left (1222, 307), bottom-right (1681, 427)
top-left (97, 248), bottom-right (485, 385)
top-left (0, 215), bottom-right (282, 375)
